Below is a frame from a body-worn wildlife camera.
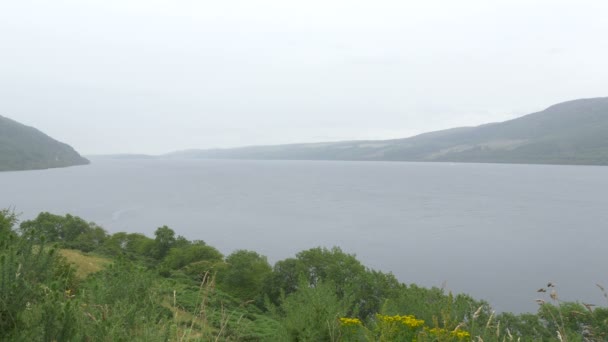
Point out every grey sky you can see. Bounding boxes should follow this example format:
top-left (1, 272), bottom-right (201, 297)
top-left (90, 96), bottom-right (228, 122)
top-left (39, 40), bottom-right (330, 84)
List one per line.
top-left (1, 0), bottom-right (607, 155)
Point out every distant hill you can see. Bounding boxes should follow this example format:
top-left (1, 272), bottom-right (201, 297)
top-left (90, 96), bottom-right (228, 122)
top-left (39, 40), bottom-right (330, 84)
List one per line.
top-left (166, 97), bottom-right (608, 166)
top-left (0, 115), bottom-right (89, 171)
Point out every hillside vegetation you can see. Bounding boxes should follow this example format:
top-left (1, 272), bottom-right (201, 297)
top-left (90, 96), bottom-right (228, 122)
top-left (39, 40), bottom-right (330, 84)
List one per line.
top-left (0, 115), bottom-right (89, 171)
top-left (168, 97), bottom-right (608, 166)
top-left (1, 209), bottom-right (607, 341)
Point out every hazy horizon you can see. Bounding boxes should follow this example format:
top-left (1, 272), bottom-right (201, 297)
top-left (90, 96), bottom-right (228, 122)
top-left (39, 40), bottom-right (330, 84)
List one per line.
top-left (2, 0), bottom-right (607, 155)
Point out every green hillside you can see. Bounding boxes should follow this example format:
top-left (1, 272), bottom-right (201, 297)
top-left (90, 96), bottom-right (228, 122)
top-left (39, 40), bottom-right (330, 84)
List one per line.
top-left (168, 97), bottom-right (608, 165)
top-left (0, 115), bottom-right (89, 171)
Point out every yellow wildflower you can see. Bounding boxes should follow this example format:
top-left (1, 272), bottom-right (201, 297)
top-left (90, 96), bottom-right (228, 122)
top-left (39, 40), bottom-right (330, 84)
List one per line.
top-left (339, 317), bottom-right (363, 326)
top-left (377, 314), bottom-right (425, 328)
top-left (452, 329), bottom-right (471, 340)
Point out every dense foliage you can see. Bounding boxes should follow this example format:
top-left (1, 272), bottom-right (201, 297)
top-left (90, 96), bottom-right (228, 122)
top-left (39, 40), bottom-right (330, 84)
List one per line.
top-left (1, 209), bottom-right (607, 341)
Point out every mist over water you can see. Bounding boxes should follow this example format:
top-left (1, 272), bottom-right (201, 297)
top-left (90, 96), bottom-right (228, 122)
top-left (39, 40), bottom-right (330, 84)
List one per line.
top-left (2, 158), bottom-right (607, 313)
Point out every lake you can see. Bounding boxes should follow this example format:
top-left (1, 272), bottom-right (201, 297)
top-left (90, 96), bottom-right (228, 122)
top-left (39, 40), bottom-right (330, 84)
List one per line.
top-left (1, 158), bottom-right (607, 313)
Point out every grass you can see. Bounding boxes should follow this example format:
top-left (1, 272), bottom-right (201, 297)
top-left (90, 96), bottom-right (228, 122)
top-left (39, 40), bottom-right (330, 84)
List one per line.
top-left (24, 248), bottom-right (608, 341)
top-left (59, 249), bottom-right (112, 279)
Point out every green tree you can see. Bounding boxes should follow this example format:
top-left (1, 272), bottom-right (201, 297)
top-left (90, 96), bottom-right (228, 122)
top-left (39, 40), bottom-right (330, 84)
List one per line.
top-left (71, 224), bottom-right (108, 252)
top-left (101, 232), bottom-right (155, 262)
top-left (173, 235), bottom-right (191, 249)
top-left (264, 247), bottom-right (395, 318)
top-left (19, 213), bottom-right (106, 252)
top-left (60, 214), bottom-right (92, 243)
top-left (218, 250), bottom-right (272, 301)
top-left (162, 242), bottom-right (223, 270)
top-left (265, 247), bottom-right (366, 298)
top-left (153, 225), bottom-right (176, 259)
top-left (19, 212), bottom-right (64, 242)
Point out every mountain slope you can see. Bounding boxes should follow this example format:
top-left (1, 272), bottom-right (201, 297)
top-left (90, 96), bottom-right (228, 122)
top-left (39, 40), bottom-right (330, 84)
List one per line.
top-left (0, 115), bottom-right (89, 171)
top-left (167, 97), bottom-right (608, 165)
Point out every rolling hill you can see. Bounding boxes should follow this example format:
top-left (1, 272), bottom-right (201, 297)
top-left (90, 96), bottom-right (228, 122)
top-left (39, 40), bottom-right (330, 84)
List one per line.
top-left (0, 115), bottom-right (89, 171)
top-left (167, 97), bottom-right (608, 166)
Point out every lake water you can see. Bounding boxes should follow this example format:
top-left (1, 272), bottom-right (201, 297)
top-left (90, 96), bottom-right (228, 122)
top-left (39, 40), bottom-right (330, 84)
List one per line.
top-left (2, 158), bottom-right (607, 313)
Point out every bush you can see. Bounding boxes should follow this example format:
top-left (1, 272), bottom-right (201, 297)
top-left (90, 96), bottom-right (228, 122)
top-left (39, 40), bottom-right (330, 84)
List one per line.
top-left (217, 250), bottom-right (272, 301)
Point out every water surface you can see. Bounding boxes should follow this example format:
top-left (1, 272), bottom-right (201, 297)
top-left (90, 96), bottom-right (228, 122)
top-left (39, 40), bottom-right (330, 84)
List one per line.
top-left (2, 158), bottom-right (607, 313)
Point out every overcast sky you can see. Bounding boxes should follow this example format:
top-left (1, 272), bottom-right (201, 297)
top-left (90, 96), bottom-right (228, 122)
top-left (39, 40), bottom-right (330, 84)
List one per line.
top-left (1, 0), bottom-right (607, 155)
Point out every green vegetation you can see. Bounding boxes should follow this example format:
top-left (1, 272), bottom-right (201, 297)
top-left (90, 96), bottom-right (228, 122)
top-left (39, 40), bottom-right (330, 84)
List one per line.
top-left (0, 115), bottom-right (89, 171)
top-left (167, 97), bottom-right (608, 166)
top-left (1, 209), bottom-right (607, 341)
